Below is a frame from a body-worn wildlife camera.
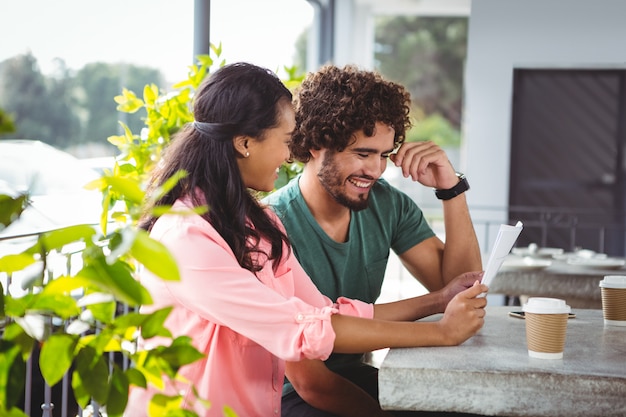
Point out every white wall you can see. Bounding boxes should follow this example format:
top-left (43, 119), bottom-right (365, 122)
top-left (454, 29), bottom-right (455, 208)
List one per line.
top-left (332, 0), bottom-right (378, 68)
top-left (463, 0), bottom-right (626, 242)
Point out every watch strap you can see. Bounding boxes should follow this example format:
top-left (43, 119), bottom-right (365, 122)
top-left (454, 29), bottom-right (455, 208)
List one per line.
top-left (435, 173), bottom-right (469, 200)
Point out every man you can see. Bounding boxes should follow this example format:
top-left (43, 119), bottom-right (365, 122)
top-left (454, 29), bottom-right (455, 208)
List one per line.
top-left (264, 65), bottom-right (483, 416)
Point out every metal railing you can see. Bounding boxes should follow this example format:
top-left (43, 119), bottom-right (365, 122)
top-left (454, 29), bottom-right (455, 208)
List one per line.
top-left (1, 232), bottom-right (113, 417)
top-left (423, 204), bottom-right (626, 257)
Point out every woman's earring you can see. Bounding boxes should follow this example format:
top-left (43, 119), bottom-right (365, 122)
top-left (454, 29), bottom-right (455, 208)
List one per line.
top-left (245, 151), bottom-right (250, 157)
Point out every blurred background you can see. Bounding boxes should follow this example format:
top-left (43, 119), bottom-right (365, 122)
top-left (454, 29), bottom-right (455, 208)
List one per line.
top-left (0, 0), bottom-right (465, 160)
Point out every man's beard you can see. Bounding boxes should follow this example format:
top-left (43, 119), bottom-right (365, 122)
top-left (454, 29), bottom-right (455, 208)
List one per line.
top-left (317, 151), bottom-right (370, 212)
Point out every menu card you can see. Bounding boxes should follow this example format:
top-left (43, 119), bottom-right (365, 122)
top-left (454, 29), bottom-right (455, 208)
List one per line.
top-left (481, 221), bottom-right (524, 289)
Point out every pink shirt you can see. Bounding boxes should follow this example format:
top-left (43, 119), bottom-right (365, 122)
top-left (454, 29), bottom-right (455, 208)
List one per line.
top-left (126, 199), bottom-right (373, 417)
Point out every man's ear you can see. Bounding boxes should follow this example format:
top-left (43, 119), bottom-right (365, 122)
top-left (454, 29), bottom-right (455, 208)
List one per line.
top-left (233, 135), bottom-right (249, 158)
top-left (309, 147), bottom-right (322, 159)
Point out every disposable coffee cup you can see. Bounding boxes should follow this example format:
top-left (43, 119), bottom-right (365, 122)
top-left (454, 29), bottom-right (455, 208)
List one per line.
top-left (522, 297), bottom-right (571, 359)
top-left (599, 275), bottom-right (626, 326)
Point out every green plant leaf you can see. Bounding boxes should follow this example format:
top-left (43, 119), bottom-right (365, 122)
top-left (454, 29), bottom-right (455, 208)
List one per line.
top-left (134, 350), bottom-right (165, 389)
top-left (222, 405), bottom-right (239, 417)
top-left (104, 176), bottom-right (145, 205)
top-left (26, 225), bottom-right (97, 254)
top-left (74, 346), bottom-right (109, 404)
top-left (83, 176), bottom-right (107, 192)
top-left (198, 52), bottom-right (215, 67)
top-left (106, 227), bottom-right (137, 264)
top-left (0, 406), bottom-right (29, 417)
top-left (81, 327), bottom-right (123, 355)
top-left (106, 366), bottom-right (129, 417)
top-left (0, 106), bottom-right (16, 134)
top-left (40, 334), bottom-right (79, 386)
top-left (140, 336), bottom-right (203, 383)
top-left (150, 205), bottom-right (207, 217)
top-left (131, 231), bottom-right (180, 282)
top-left (86, 300), bottom-right (117, 324)
top-left (148, 393), bottom-right (183, 417)
top-left (163, 409), bottom-right (201, 417)
top-left (71, 369), bottom-right (90, 409)
top-left (0, 341), bottom-right (26, 411)
top-left (125, 367), bottom-right (147, 389)
top-left (143, 84), bottom-right (159, 106)
top-left (0, 253), bottom-right (38, 274)
top-left (171, 78), bottom-right (194, 90)
top-left (0, 194), bottom-right (27, 228)
top-left (30, 292), bottom-right (81, 319)
top-left (77, 257), bottom-right (152, 306)
top-left (157, 336), bottom-right (205, 370)
top-left (140, 307), bottom-right (173, 339)
top-left (111, 310), bottom-right (146, 333)
top-left (3, 295), bottom-right (29, 318)
top-left (114, 88), bottom-right (144, 113)
top-left (107, 133), bottom-right (128, 148)
top-left (43, 275), bottom-right (93, 295)
top-left (153, 169), bottom-right (187, 201)
top-left (1, 323), bottom-right (35, 359)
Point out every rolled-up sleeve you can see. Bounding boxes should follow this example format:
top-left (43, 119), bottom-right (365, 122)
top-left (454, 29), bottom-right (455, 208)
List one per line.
top-left (334, 296), bottom-right (374, 318)
top-left (288, 296), bottom-right (374, 360)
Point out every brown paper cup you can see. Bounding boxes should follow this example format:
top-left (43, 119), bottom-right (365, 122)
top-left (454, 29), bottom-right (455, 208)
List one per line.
top-left (599, 276), bottom-right (626, 326)
top-left (523, 298), bottom-right (571, 359)
top-left (525, 313), bottom-right (568, 359)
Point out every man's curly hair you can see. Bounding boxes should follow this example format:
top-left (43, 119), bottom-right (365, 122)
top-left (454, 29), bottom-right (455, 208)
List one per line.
top-left (290, 64), bottom-right (412, 163)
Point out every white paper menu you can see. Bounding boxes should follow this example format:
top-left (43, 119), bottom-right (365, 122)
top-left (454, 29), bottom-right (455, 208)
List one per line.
top-left (481, 221), bottom-right (524, 289)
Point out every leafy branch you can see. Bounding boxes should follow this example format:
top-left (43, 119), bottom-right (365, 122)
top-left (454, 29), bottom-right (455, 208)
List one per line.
top-left (0, 43), bottom-right (304, 417)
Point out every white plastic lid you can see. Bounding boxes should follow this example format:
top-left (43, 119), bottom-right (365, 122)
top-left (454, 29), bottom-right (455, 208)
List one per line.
top-left (522, 297), bottom-right (571, 314)
top-left (599, 275), bottom-right (626, 289)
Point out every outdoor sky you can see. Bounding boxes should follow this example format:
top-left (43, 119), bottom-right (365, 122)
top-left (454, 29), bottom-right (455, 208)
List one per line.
top-left (1, 0), bottom-right (314, 82)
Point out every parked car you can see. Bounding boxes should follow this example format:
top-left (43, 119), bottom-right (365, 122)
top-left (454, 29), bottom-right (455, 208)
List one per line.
top-left (0, 139), bottom-right (104, 239)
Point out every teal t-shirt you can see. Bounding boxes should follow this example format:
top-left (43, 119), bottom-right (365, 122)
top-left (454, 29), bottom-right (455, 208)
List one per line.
top-left (263, 175), bottom-right (435, 396)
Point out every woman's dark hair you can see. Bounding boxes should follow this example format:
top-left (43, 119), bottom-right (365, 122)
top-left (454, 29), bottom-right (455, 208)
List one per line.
top-left (139, 62), bottom-right (293, 273)
top-left (290, 64), bottom-right (412, 162)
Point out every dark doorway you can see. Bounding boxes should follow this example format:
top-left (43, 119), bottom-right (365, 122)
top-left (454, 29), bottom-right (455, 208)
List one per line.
top-left (508, 68), bottom-right (626, 256)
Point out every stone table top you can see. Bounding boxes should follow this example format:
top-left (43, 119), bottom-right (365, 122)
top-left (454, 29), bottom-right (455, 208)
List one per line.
top-left (378, 306), bottom-right (626, 417)
top-left (489, 256), bottom-right (626, 308)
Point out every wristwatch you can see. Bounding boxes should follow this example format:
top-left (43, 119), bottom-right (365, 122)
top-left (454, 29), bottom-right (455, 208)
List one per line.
top-left (434, 173), bottom-right (470, 200)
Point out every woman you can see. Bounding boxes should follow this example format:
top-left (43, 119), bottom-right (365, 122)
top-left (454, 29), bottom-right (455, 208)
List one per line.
top-left (127, 62), bottom-right (487, 417)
